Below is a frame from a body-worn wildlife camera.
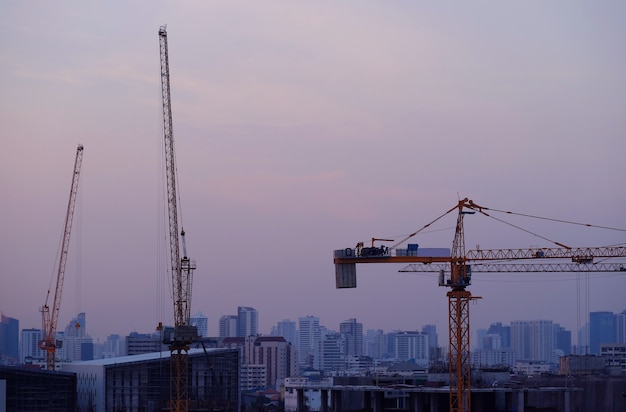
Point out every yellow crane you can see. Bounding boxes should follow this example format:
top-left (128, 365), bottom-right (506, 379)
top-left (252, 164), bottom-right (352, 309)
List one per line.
top-left (39, 144), bottom-right (84, 370)
top-left (333, 197), bottom-right (626, 412)
top-left (158, 25), bottom-right (197, 412)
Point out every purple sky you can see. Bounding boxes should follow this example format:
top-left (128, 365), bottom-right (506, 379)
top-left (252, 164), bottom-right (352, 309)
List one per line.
top-left (1, 2), bottom-right (625, 343)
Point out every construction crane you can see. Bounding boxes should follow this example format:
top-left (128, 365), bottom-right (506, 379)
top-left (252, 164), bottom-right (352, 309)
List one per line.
top-left (39, 144), bottom-right (84, 371)
top-left (158, 25), bottom-right (198, 412)
top-left (333, 197), bottom-right (626, 412)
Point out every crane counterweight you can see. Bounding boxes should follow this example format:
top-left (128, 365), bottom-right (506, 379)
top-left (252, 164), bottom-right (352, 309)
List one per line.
top-left (333, 197), bottom-right (626, 412)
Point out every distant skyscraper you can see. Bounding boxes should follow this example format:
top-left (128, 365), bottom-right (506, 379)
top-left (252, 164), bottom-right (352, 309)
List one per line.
top-left (315, 331), bottom-right (344, 371)
top-left (340, 318), bottom-right (363, 357)
top-left (555, 324), bottom-right (572, 355)
top-left (529, 320), bottom-right (554, 363)
top-left (298, 316), bottom-right (321, 366)
top-left (191, 311), bottom-right (209, 337)
top-left (237, 307), bottom-right (258, 337)
top-left (511, 321), bottom-right (531, 360)
top-left (104, 334), bottom-right (124, 358)
top-left (512, 320), bottom-right (556, 362)
top-left (0, 312), bottom-right (19, 365)
top-left (421, 324), bottom-right (438, 353)
top-left (487, 322), bottom-right (511, 348)
top-left (275, 319), bottom-right (297, 345)
top-left (62, 313), bottom-right (93, 362)
top-left (615, 311), bottom-right (626, 343)
top-left (394, 331), bottom-right (429, 367)
top-left (20, 328), bottom-right (44, 363)
top-left (219, 315), bottom-right (238, 338)
top-left (590, 311), bottom-right (615, 355)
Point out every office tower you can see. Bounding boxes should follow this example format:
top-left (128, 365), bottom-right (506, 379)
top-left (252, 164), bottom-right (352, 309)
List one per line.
top-left (487, 322), bottom-right (511, 348)
top-left (63, 312), bottom-right (93, 361)
top-left (244, 336), bottom-right (297, 388)
top-left (615, 310), bottom-right (626, 343)
top-left (20, 328), bottom-right (44, 364)
top-left (529, 320), bottom-right (554, 363)
top-left (237, 306), bottom-right (258, 337)
top-left (475, 329), bottom-right (488, 350)
top-left (511, 321), bottom-right (531, 360)
top-left (125, 332), bottom-right (164, 355)
top-left (394, 331), bottom-right (429, 367)
top-left (339, 318), bottom-right (363, 357)
top-left (0, 312), bottom-right (19, 365)
top-left (555, 324), bottom-right (572, 355)
top-left (315, 331), bottom-right (344, 371)
top-left (298, 316), bottom-right (321, 365)
top-left (219, 315), bottom-right (238, 338)
top-left (275, 319), bottom-right (297, 345)
top-left (590, 311), bottom-right (615, 355)
top-left (104, 334), bottom-right (124, 358)
top-left (190, 311), bottom-right (209, 337)
top-left (421, 324), bottom-right (438, 353)
top-left (483, 334), bottom-right (502, 350)
top-left (512, 320), bottom-right (556, 362)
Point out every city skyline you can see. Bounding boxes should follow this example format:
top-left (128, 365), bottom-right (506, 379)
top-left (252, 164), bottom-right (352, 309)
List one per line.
top-left (2, 2), bottom-right (626, 342)
top-left (5, 307), bottom-right (625, 348)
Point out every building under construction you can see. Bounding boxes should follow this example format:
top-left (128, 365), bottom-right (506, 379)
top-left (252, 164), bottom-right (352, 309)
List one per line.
top-left (63, 348), bottom-right (239, 411)
top-left (0, 365), bottom-right (77, 411)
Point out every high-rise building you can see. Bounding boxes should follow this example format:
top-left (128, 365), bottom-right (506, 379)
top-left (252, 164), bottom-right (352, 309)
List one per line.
top-left (20, 328), bottom-right (44, 364)
top-left (512, 320), bottom-right (559, 363)
top-left (590, 311), bottom-right (615, 355)
top-left (315, 331), bottom-right (344, 372)
top-left (0, 312), bottom-right (19, 365)
top-left (487, 322), bottom-right (511, 348)
top-left (529, 320), bottom-right (554, 363)
top-left (219, 315), bottom-right (238, 338)
top-left (555, 324), bottom-right (572, 355)
top-left (125, 332), bottom-right (165, 355)
top-left (62, 313), bottom-right (93, 361)
top-left (615, 310), bottom-right (626, 343)
top-left (339, 318), bottom-right (363, 357)
top-left (104, 334), bottom-right (124, 358)
top-left (274, 319), bottom-right (297, 345)
top-left (191, 311), bottom-right (209, 338)
top-left (243, 336), bottom-right (297, 388)
top-left (298, 316), bottom-right (321, 366)
top-left (421, 324), bottom-right (438, 353)
top-left (237, 306), bottom-right (258, 337)
top-left (394, 331), bottom-right (429, 367)
top-left (511, 321), bottom-right (531, 360)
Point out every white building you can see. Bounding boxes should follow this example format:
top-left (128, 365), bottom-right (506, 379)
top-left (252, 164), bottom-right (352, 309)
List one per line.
top-left (190, 311), bottom-right (209, 338)
top-left (511, 320), bottom-right (555, 363)
top-left (315, 331), bottom-right (344, 372)
top-left (471, 348), bottom-right (516, 368)
top-left (394, 331), bottom-right (429, 367)
top-left (20, 328), bottom-right (44, 364)
top-left (219, 315), bottom-right (238, 338)
top-left (298, 316), bottom-right (321, 366)
top-left (237, 306), bottom-right (258, 337)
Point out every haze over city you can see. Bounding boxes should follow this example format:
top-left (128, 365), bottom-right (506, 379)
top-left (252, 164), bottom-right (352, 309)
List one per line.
top-left (1, 2), bottom-right (625, 342)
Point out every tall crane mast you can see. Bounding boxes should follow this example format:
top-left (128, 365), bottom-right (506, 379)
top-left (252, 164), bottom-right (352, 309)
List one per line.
top-left (159, 25), bottom-right (197, 412)
top-left (39, 144), bottom-right (84, 371)
top-left (333, 198), bottom-right (626, 412)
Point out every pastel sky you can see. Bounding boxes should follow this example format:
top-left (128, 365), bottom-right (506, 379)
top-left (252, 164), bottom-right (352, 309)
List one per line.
top-left (1, 2), bottom-right (625, 342)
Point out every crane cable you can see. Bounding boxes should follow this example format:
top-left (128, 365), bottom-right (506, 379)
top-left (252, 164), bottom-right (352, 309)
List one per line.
top-left (477, 206), bottom-right (626, 233)
top-left (474, 209), bottom-right (572, 249)
top-left (390, 203), bottom-right (459, 250)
